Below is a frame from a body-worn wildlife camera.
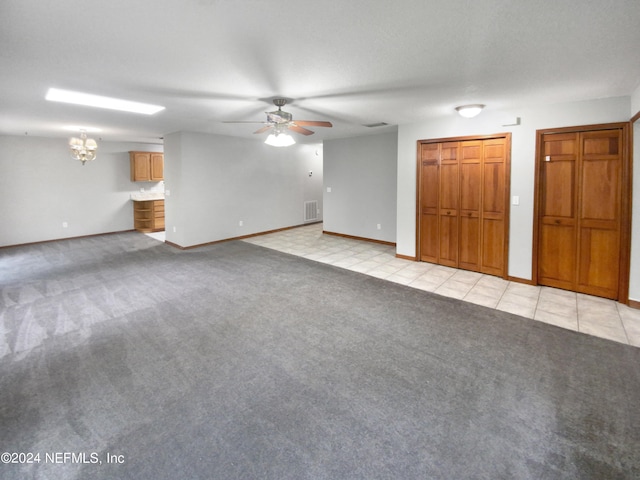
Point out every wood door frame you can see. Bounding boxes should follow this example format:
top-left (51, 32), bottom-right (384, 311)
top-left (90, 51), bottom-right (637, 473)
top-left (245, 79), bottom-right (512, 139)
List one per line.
top-left (415, 132), bottom-right (512, 278)
top-left (532, 122), bottom-right (632, 303)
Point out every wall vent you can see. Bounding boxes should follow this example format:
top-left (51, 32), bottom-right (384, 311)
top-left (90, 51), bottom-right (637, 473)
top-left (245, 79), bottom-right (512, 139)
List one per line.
top-left (363, 122), bottom-right (389, 128)
top-left (304, 200), bottom-right (318, 222)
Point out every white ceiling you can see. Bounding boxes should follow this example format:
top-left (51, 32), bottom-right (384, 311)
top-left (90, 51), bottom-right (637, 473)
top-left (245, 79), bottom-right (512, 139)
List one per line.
top-left (2, 0), bottom-right (640, 145)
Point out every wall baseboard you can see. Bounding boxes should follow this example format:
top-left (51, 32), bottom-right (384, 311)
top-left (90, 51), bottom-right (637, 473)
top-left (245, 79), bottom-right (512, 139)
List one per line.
top-left (396, 253), bottom-right (416, 261)
top-left (507, 276), bottom-right (536, 285)
top-left (628, 299), bottom-right (640, 310)
top-left (0, 229), bottom-right (135, 249)
top-left (323, 230), bottom-right (396, 247)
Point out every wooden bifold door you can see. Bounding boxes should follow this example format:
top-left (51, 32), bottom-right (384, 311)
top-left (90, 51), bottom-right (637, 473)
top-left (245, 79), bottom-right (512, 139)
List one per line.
top-left (535, 124), bottom-right (630, 301)
top-left (417, 134), bottom-right (510, 277)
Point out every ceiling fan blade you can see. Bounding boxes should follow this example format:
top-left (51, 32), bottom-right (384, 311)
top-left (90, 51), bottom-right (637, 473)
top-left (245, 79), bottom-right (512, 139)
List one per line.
top-left (254, 125), bottom-right (274, 134)
top-left (292, 120), bottom-right (332, 128)
top-left (288, 125), bottom-right (315, 136)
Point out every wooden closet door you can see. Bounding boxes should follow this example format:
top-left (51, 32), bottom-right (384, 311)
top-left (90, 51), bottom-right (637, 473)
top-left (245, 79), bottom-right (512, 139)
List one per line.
top-left (576, 130), bottom-right (622, 298)
top-left (538, 133), bottom-right (578, 290)
top-left (438, 142), bottom-right (459, 267)
top-left (481, 138), bottom-right (507, 276)
top-left (458, 141), bottom-right (482, 271)
top-left (419, 143), bottom-right (439, 263)
top-left (537, 129), bottom-right (623, 299)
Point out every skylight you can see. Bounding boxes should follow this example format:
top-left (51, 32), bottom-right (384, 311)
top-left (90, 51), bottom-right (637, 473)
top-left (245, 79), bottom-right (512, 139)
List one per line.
top-left (45, 88), bottom-right (165, 115)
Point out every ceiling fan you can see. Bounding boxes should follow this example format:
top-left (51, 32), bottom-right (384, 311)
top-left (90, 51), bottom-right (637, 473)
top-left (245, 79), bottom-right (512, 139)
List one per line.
top-left (223, 98), bottom-right (332, 137)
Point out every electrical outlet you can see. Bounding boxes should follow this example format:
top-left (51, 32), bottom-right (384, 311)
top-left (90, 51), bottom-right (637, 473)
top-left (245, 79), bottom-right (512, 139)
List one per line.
top-left (239, 220), bottom-right (243, 227)
top-left (377, 224), bottom-right (381, 230)
top-left (62, 222), bottom-right (68, 228)
top-left (172, 226), bottom-right (176, 233)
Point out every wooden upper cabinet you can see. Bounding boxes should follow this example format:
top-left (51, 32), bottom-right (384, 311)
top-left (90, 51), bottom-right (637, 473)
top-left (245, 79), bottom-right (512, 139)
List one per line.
top-left (130, 151), bottom-right (164, 182)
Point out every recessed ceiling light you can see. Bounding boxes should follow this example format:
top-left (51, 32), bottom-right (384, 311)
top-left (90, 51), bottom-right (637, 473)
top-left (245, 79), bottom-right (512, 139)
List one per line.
top-left (46, 88), bottom-right (165, 115)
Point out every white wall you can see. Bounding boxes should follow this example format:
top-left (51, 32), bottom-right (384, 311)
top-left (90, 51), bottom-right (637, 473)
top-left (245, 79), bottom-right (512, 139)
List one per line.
top-left (323, 132), bottom-right (398, 243)
top-left (163, 131), bottom-right (323, 248)
top-left (0, 135), bottom-right (162, 247)
top-left (396, 96), bottom-right (633, 285)
top-left (631, 84), bottom-right (640, 301)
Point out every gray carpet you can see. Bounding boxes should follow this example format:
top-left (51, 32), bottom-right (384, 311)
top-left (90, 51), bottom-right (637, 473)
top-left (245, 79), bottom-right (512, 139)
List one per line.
top-left (0, 232), bottom-right (639, 479)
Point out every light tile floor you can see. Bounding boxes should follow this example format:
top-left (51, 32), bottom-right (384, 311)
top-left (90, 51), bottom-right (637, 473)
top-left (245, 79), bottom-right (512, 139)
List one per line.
top-left (239, 223), bottom-right (640, 348)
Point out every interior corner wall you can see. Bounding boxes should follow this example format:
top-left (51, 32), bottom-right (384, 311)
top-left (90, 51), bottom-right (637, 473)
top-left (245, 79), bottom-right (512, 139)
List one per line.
top-left (396, 96), bottom-right (633, 285)
top-left (631, 83), bottom-right (640, 115)
top-left (162, 131), bottom-right (323, 248)
top-left (630, 120), bottom-right (640, 302)
top-left (0, 135), bottom-right (162, 247)
top-left (323, 132), bottom-right (398, 243)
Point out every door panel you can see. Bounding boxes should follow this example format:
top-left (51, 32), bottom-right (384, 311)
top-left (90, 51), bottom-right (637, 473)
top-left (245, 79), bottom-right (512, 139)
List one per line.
top-left (481, 218), bottom-right (504, 276)
top-left (537, 128), bottom-right (623, 299)
top-left (577, 228), bottom-right (619, 297)
top-left (439, 144), bottom-right (459, 266)
top-left (420, 160), bottom-right (439, 263)
top-left (417, 136), bottom-right (509, 278)
top-left (542, 161), bottom-right (575, 218)
top-left (419, 143), bottom-right (440, 263)
top-left (481, 138), bottom-right (507, 275)
top-left (459, 141), bottom-right (481, 271)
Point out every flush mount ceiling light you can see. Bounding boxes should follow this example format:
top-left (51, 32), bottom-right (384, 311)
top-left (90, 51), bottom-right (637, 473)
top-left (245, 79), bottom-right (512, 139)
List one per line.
top-left (69, 130), bottom-right (97, 165)
top-left (264, 131), bottom-right (295, 147)
top-left (46, 88), bottom-right (165, 115)
top-left (455, 104), bottom-right (485, 118)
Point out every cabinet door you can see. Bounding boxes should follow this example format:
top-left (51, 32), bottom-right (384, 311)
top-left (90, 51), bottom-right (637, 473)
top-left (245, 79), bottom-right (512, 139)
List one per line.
top-left (131, 152), bottom-right (151, 181)
top-left (153, 200), bottom-right (165, 230)
top-left (150, 153), bottom-right (164, 181)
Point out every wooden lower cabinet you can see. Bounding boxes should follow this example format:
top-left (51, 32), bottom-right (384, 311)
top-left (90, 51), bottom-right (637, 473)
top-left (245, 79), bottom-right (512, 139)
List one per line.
top-left (133, 200), bottom-right (165, 232)
top-left (417, 135), bottom-right (510, 277)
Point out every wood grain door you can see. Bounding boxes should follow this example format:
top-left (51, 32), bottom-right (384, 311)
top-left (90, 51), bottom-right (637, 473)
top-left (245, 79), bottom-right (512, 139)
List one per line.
top-left (458, 141), bottom-right (482, 271)
top-left (419, 143), bottom-right (439, 263)
top-left (537, 127), bottom-right (625, 299)
top-left (438, 142), bottom-right (460, 267)
top-left (481, 138), bottom-right (508, 276)
top-left (417, 134), bottom-right (510, 278)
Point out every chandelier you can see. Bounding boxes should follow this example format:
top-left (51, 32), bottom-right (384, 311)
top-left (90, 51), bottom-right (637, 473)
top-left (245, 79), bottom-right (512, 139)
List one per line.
top-left (69, 130), bottom-right (98, 164)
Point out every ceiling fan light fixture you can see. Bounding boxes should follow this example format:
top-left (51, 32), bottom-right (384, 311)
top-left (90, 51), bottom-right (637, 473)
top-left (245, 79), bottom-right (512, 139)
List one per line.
top-left (455, 104), bottom-right (485, 118)
top-left (264, 132), bottom-right (295, 147)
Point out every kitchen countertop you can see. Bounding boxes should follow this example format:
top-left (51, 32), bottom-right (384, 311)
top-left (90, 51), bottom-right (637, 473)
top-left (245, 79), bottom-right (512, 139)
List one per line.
top-left (130, 193), bottom-right (164, 201)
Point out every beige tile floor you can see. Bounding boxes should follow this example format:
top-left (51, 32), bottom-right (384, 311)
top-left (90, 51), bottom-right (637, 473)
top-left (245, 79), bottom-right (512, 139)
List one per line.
top-left (239, 223), bottom-right (640, 348)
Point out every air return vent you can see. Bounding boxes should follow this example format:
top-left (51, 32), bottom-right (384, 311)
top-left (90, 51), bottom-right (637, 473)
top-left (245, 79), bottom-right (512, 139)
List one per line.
top-left (304, 201), bottom-right (318, 222)
top-left (363, 122), bottom-right (388, 128)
